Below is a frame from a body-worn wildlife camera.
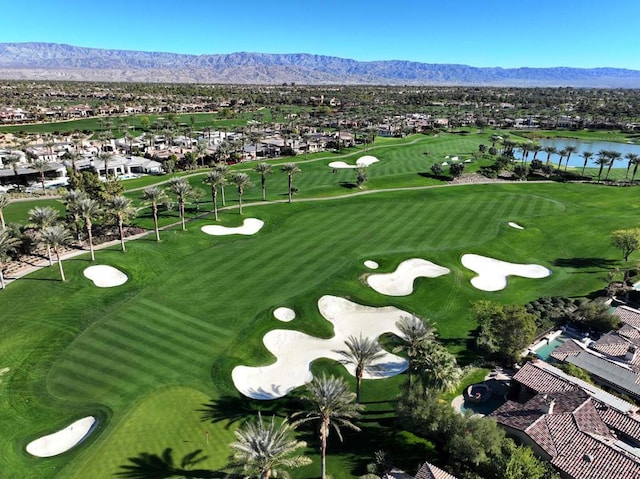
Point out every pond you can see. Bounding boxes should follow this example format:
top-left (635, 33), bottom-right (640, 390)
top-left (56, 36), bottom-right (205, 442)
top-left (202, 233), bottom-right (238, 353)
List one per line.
top-left (514, 138), bottom-right (640, 168)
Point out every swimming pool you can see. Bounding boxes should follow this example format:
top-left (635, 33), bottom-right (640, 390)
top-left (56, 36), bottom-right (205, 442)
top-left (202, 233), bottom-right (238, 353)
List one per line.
top-left (460, 397), bottom-right (505, 416)
top-left (534, 335), bottom-right (570, 360)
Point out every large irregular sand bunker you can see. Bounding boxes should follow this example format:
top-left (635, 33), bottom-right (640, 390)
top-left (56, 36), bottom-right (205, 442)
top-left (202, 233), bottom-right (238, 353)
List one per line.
top-left (83, 265), bottom-right (128, 288)
top-left (461, 254), bottom-right (551, 292)
top-left (26, 416), bottom-right (96, 457)
top-left (201, 218), bottom-right (264, 236)
top-left (232, 295), bottom-right (409, 400)
top-left (328, 155), bottom-right (379, 169)
top-left (366, 258), bottom-right (450, 296)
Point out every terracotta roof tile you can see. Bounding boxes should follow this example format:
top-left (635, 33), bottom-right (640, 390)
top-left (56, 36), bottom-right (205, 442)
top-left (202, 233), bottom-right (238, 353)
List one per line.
top-left (614, 306), bottom-right (640, 330)
top-left (414, 462), bottom-right (458, 479)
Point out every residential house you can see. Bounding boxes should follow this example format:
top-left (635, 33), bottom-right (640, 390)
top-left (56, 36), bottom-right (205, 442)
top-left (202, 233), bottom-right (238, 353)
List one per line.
top-left (414, 462), bottom-right (458, 479)
top-left (490, 360), bottom-right (640, 479)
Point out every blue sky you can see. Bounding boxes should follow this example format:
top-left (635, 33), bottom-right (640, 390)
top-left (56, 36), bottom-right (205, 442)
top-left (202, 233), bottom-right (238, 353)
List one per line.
top-left (3, 0), bottom-right (640, 69)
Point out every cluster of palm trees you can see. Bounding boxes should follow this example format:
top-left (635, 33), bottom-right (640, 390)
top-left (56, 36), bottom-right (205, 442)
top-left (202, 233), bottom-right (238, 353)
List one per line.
top-left (228, 316), bottom-right (463, 479)
top-left (514, 142), bottom-right (640, 182)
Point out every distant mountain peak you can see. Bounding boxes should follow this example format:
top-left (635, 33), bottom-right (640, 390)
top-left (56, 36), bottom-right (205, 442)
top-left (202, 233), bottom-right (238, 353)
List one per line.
top-left (0, 42), bottom-right (639, 87)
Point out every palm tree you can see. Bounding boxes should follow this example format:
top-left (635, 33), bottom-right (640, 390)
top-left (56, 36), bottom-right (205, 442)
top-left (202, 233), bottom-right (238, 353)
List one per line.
top-left (0, 195), bottom-right (9, 230)
top-left (394, 316), bottom-right (436, 387)
top-left (281, 162), bottom-right (301, 203)
top-left (531, 143), bottom-right (542, 161)
top-left (231, 172), bottom-right (252, 215)
top-left (168, 177), bottom-right (193, 231)
top-left (98, 151), bottom-right (113, 181)
top-left (4, 154), bottom-right (21, 192)
top-left (543, 146), bottom-right (557, 166)
top-left (335, 334), bottom-right (385, 403)
top-left (355, 167), bottom-right (368, 189)
top-left (293, 374), bottom-right (362, 479)
top-left (595, 150), bottom-right (609, 182)
top-left (32, 158), bottom-right (49, 192)
top-left (624, 153), bottom-right (639, 179)
top-left (40, 225), bottom-right (71, 282)
top-left (556, 148), bottom-right (568, 171)
top-left (108, 196), bottom-right (136, 252)
top-left (580, 151), bottom-right (594, 176)
top-left (195, 140), bottom-right (208, 168)
top-left (142, 186), bottom-right (168, 242)
top-left (416, 342), bottom-right (463, 394)
top-left (77, 198), bottom-right (101, 261)
top-left (228, 413), bottom-right (311, 479)
top-left (213, 162), bottom-right (230, 206)
top-left (28, 206), bottom-right (59, 266)
top-left (0, 229), bottom-right (20, 289)
top-left (62, 190), bottom-right (87, 242)
top-left (202, 170), bottom-right (226, 221)
top-left (254, 162), bottom-right (273, 201)
top-left (605, 150), bottom-right (621, 180)
top-left (563, 145), bottom-right (577, 171)
top-left (630, 155), bottom-right (640, 182)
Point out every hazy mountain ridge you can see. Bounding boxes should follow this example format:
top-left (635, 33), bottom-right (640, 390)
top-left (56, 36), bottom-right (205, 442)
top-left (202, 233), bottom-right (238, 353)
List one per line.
top-left (1, 42), bottom-right (639, 87)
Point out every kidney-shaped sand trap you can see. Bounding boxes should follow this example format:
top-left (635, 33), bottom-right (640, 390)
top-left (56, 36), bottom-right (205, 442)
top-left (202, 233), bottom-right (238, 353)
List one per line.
top-left (26, 416), bottom-right (96, 458)
top-left (201, 218), bottom-right (264, 236)
top-left (273, 307), bottom-right (296, 322)
top-left (232, 295), bottom-right (409, 400)
top-left (328, 155), bottom-right (379, 169)
top-left (366, 258), bottom-right (450, 296)
top-left (83, 265), bottom-right (128, 288)
top-left (461, 254), bottom-right (551, 292)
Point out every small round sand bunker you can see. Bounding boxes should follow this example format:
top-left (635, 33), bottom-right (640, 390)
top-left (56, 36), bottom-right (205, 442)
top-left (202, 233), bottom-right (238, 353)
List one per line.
top-left (26, 416), bottom-right (96, 457)
top-left (273, 307), bottom-right (296, 322)
top-left (508, 222), bottom-right (524, 230)
top-left (83, 265), bottom-right (128, 288)
top-left (364, 260), bottom-right (379, 269)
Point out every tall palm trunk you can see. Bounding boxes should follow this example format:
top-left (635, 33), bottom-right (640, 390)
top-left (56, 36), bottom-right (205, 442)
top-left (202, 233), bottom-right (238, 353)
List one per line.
top-left (211, 188), bottom-right (219, 221)
top-left (355, 368), bottom-right (363, 403)
top-left (221, 185), bottom-right (226, 206)
top-left (288, 174), bottom-right (293, 203)
top-left (632, 163), bottom-right (639, 182)
top-left (261, 175), bottom-right (266, 201)
top-left (180, 199), bottom-right (186, 230)
top-left (86, 221), bottom-right (95, 261)
top-left (0, 266), bottom-right (5, 289)
top-left (320, 421), bottom-right (329, 479)
top-left (152, 204), bottom-right (161, 241)
top-left (54, 247), bottom-right (66, 281)
top-left (118, 216), bottom-right (126, 252)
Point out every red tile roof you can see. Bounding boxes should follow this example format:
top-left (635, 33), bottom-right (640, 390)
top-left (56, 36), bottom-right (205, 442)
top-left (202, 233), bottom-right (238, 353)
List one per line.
top-left (614, 306), bottom-right (640, 330)
top-left (414, 462), bottom-right (458, 479)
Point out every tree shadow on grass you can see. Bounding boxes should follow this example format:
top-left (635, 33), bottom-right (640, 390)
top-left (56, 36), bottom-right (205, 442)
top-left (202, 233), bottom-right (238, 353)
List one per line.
top-left (553, 257), bottom-right (618, 269)
top-left (198, 394), bottom-right (302, 428)
top-left (339, 181), bottom-right (358, 190)
top-left (116, 448), bottom-right (225, 478)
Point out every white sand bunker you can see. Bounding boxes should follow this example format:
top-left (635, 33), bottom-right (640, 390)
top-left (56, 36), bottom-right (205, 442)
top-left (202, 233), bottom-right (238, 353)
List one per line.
top-left (26, 416), bottom-right (96, 458)
top-left (232, 295), bottom-right (409, 400)
top-left (366, 258), bottom-right (450, 296)
top-left (201, 218), bottom-right (264, 236)
top-left (461, 254), bottom-right (551, 292)
top-left (273, 307), bottom-right (296, 322)
top-left (508, 222), bottom-right (524, 230)
top-left (83, 265), bottom-right (128, 288)
top-left (364, 260), bottom-right (379, 269)
top-left (329, 155), bottom-right (379, 169)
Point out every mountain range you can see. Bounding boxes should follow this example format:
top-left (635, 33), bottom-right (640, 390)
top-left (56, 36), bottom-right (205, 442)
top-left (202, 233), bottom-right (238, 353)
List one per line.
top-left (1, 42), bottom-right (639, 88)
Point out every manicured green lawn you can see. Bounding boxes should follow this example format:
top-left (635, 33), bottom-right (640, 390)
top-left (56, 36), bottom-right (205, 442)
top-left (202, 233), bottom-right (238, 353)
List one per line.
top-left (1, 132), bottom-right (639, 478)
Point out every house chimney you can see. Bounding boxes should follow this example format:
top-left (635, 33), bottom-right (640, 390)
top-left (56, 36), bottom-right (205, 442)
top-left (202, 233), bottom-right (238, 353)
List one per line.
top-left (541, 394), bottom-right (555, 414)
top-left (625, 345), bottom-right (638, 363)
